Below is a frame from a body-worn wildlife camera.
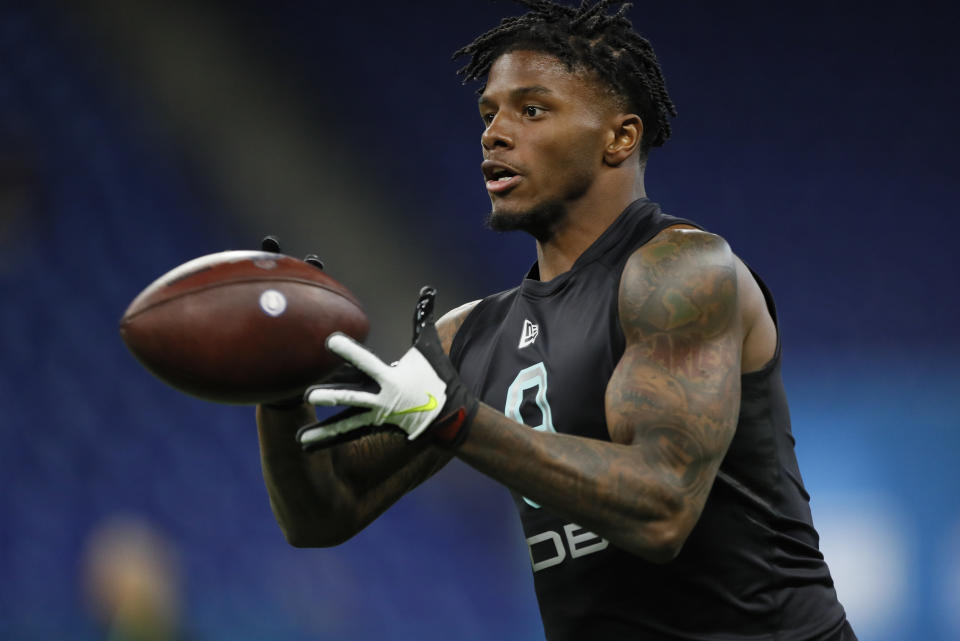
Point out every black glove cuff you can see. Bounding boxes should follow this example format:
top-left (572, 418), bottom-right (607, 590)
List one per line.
top-left (431, 393), bottom-right (478, 449)
top-left (411, 286), bottom-right (479, 448)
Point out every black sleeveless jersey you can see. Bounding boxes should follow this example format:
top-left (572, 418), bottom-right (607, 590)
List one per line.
top-left (449, 199), bottom-right (851, 641)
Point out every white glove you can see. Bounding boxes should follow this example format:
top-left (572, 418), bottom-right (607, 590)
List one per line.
top-left (300, 333), bottom-right (449, 444)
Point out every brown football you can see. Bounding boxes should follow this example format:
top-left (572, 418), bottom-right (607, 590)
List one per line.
top-left (120, 250), bottom-right (369, 404)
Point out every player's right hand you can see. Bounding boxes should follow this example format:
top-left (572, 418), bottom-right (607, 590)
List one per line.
top-left (298, 288), bottom-right (478, 450)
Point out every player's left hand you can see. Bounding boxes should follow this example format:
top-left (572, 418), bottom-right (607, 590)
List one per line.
top-left (297, 287), bottom-right (478, 449)
top-left (259, 234), bottom-right (327, 410)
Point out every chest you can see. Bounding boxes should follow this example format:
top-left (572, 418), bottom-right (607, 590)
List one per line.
top-left (458, 270), bottom-right (624, 441)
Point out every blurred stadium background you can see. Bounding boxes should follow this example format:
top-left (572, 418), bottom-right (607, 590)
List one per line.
top-left (1, 1), bottom-right (957, 639)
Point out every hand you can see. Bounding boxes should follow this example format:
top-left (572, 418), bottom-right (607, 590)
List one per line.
top-left (298, 287), bottom-right (478, 449)
top-left (259, 235), bottom-right (325, 409)
top-left (261, 234), bottom-right (325, 269)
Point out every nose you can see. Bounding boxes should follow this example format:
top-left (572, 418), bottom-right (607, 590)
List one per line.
top-left (481, 114), bottom-right (514, 151)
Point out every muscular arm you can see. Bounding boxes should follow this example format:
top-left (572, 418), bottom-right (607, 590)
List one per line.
top-left (257, 301), bottom-right (478, 547)
top-left (454, 230), bottom-right (741, 562)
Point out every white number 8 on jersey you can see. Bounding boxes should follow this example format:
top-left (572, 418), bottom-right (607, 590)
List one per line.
top-left (504, 362), bottom-right (557, 508)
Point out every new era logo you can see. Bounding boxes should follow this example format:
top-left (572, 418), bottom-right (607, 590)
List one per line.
top-left (519, 319), bottom-right (539, 348)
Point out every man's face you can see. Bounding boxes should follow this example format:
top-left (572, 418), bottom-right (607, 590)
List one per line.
top-left (478, 50), bottom-right (617, 239)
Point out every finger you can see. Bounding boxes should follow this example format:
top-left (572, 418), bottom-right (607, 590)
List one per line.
top-left (297, 407), bottom-right (385, 451)
top-left (298, 409), bottom-right (379, 444)
top-left (303, 254), bottom-right (325, 270)
top-left (326, 333), bottom-right (389, 379)
top-left (412, 286), bottom-right (437, 341)
top-left (305, 387), bottom-right (381, 408)
top-left (261, 235), bottom-right (281, 253)
top-left (316, 363), bottom-right (380, 391)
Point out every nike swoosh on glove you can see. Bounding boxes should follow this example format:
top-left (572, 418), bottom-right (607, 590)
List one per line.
top-left (298, 287), bottom-right (478, 449)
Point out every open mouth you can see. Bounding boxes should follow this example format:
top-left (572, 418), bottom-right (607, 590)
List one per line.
top-left (482, 161), bottom-right (522, 194)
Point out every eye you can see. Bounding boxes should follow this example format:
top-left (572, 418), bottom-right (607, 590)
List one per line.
top-left (523, 105), bottom-right (545, 118)
top-left (481, 112), bottom-right (496, 126)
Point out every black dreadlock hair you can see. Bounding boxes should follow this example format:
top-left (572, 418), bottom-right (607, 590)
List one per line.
top-left (453, 0), bottom-right (677, 156)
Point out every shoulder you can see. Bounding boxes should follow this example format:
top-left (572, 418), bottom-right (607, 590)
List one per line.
top-left (437, 299), bottom-right (482, 355)
top-left (619, 226), bottom-right (738, 341)
top-left (632, 225), bottom-right (734, 272)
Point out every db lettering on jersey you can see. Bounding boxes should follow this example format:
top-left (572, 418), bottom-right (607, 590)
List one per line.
top-left (526, 522), bottom-right (609, 572)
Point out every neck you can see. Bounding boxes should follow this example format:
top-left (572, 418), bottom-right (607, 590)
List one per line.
top-left (534, 173), bottom-right (646, 282)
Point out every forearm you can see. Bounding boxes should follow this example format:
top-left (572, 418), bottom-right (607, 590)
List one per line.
top-left (455, 404), bottom-right (685, 562)
top-left (257, 403), bottom-right (349, 546)
top-left (257, 404), bottom-right (451, 546)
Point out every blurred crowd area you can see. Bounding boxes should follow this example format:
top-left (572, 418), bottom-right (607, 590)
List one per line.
top-left (1, 2), bottom-right (958, 640)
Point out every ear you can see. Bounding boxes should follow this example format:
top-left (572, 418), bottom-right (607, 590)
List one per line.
top-left (603, 114), bottom-right (643, 166)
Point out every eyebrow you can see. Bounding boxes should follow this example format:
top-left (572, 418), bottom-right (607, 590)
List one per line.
top-left (478, 85), bottom-right (555, 107)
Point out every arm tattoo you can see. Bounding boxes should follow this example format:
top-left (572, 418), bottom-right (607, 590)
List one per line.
top-left (606, 230), bottom-right (741, 520)
top-left (450, 236), bottom-right (742, 557)
top-left (325, 430), bottom-right (450, 524)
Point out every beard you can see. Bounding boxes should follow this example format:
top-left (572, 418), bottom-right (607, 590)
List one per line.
top-left (485, 167), bottom-right (594, 242)
top-left (485, 200), bottom-right (568, 242)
